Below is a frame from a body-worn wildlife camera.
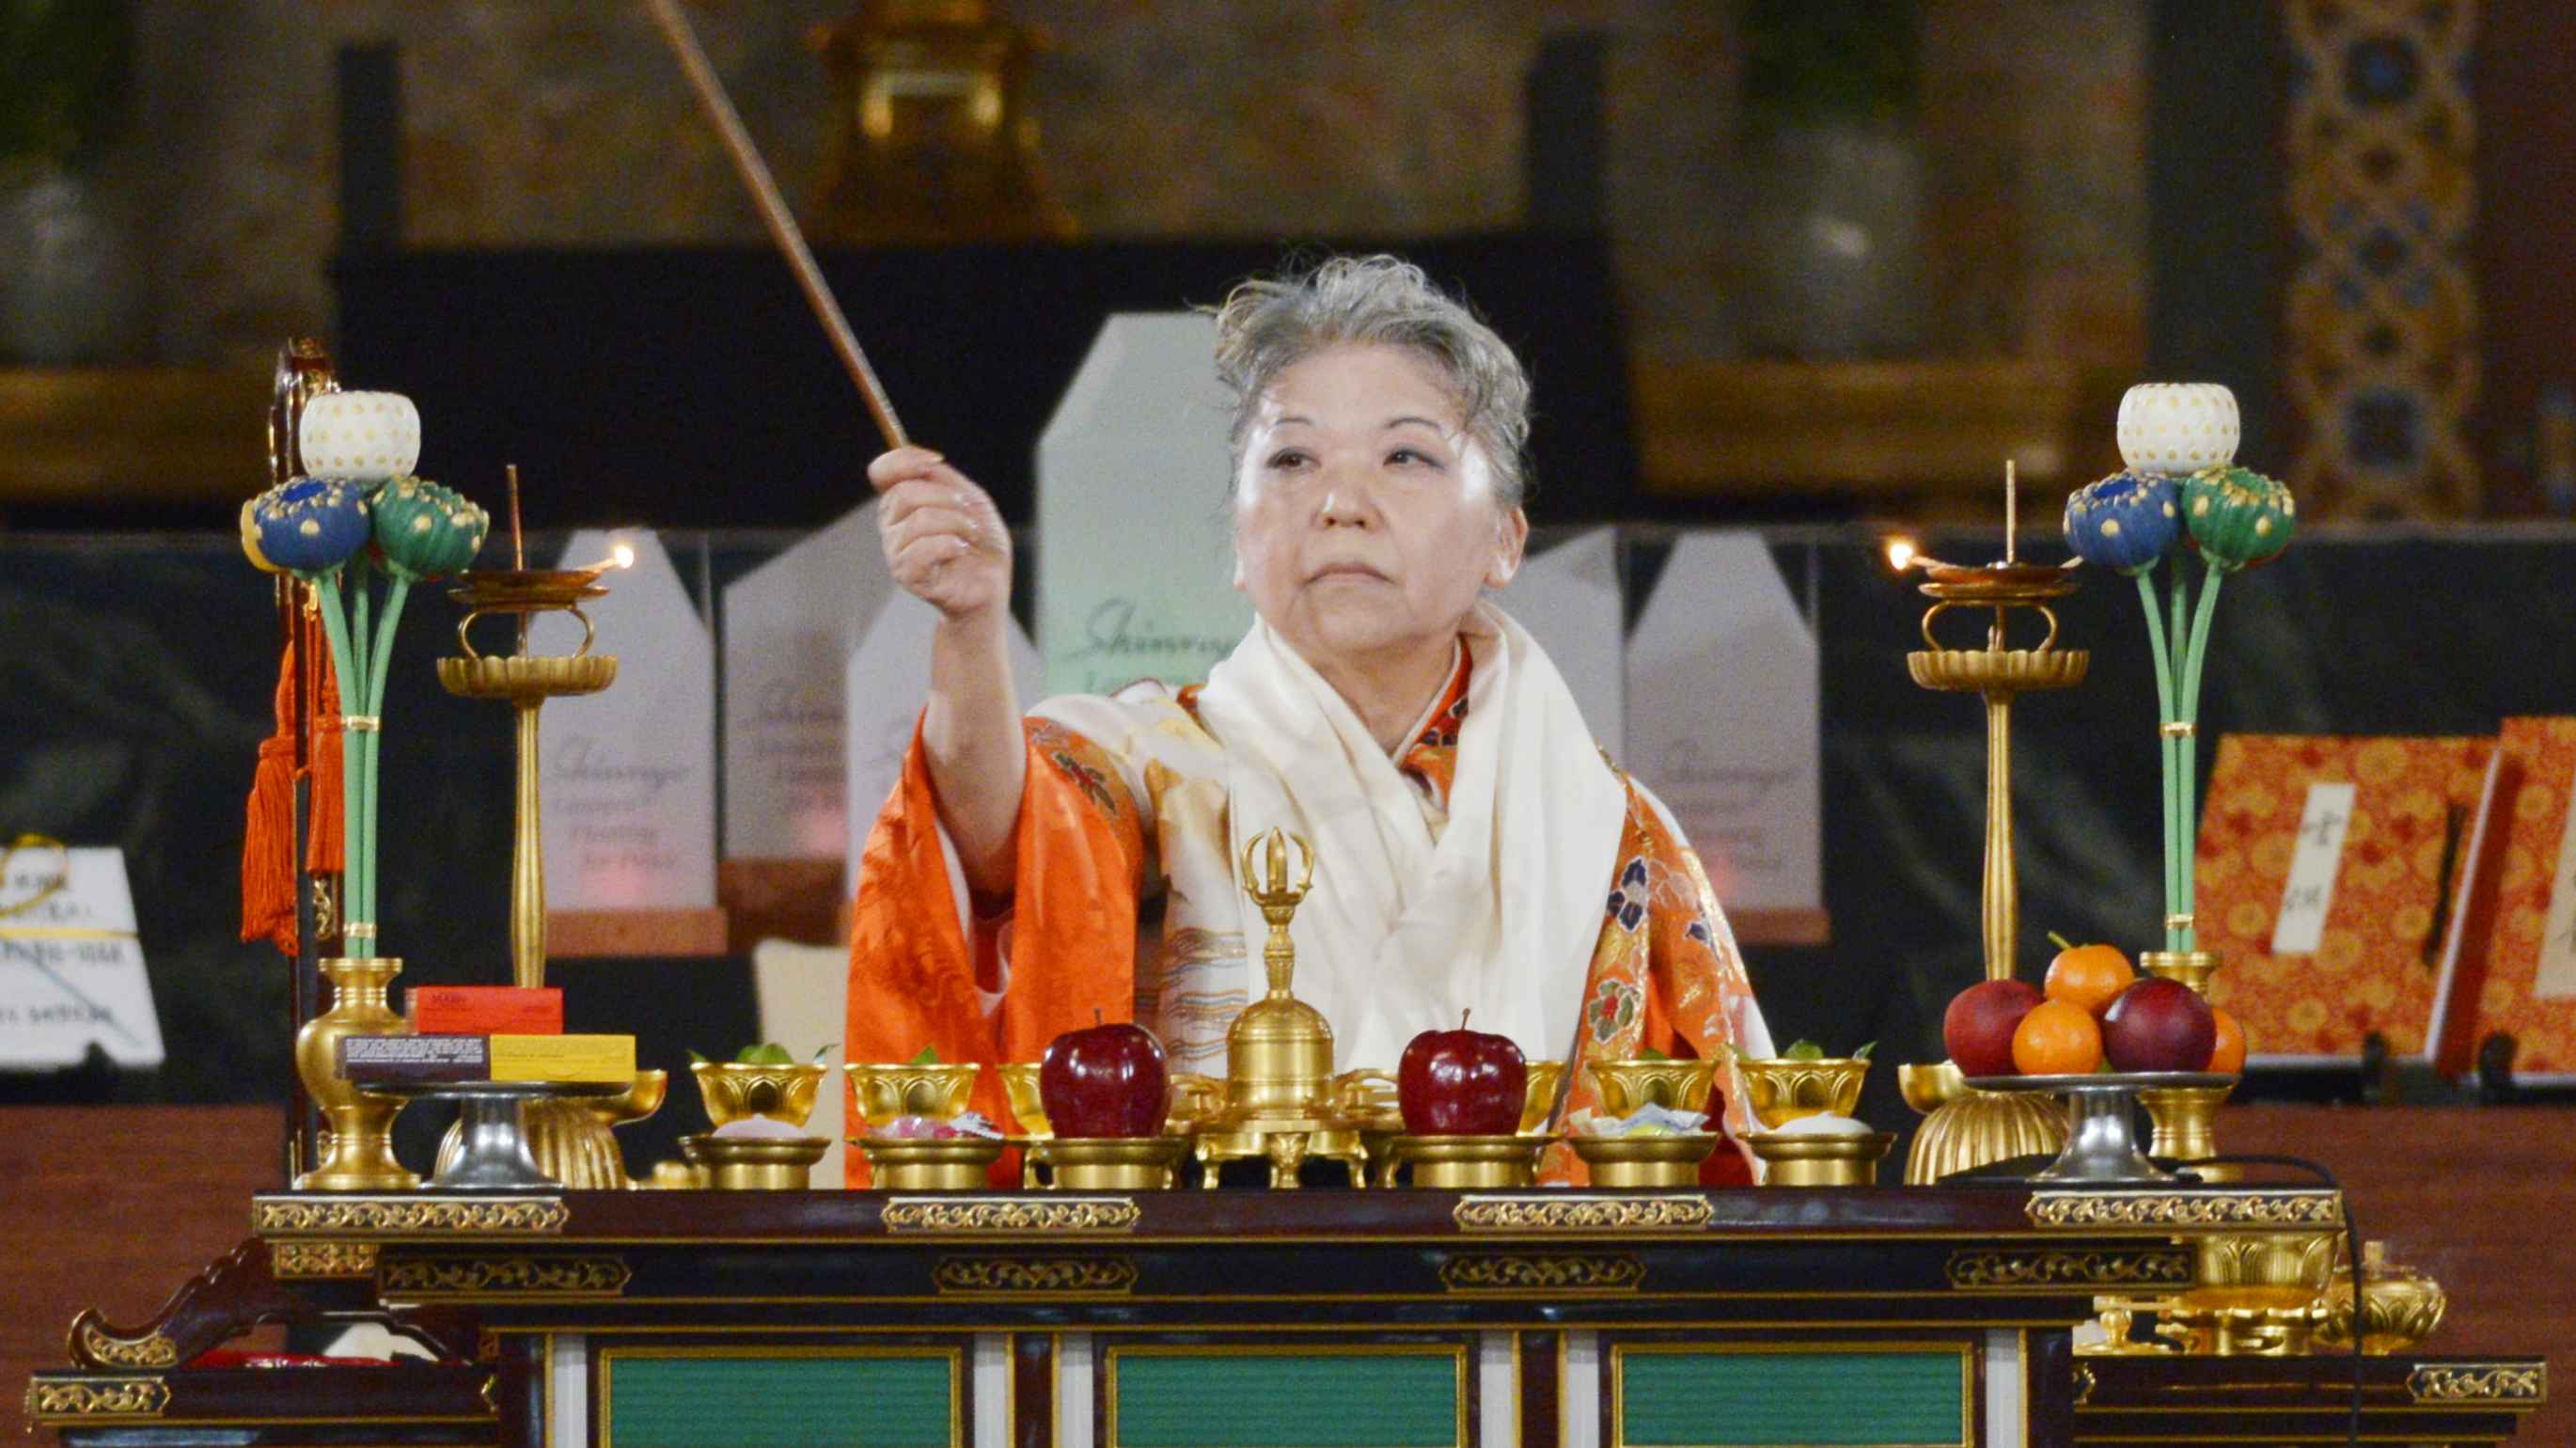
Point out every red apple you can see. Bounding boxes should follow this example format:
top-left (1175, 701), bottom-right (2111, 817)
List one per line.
top-left (1398, 1013), bottom-right (1527, 1135)
top-left (1039, 1016), bottom-right (1170, 1138)
top-left (1944, 979), bottom-right (2044, 1078)
top-left (2100, 978), bottom-right (2217, 1074)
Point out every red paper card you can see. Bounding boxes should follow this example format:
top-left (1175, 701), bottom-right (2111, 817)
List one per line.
top-left (2432, 717), bottom-right (2576, 1081)
top-left (2193, 734), bottom-right (2496, 1064)
top-left (409, 985), bottom-right (562, 1036)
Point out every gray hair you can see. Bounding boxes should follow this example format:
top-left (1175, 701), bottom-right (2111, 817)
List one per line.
top-left (1210, 254), bottom-right (1532, 510)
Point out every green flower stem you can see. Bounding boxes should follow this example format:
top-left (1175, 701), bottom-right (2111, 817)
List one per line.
top-left (361, 575), bottom-right (412, 945)
top-left (2176, 562), bottom-right (2228, 953)
top-left (309, 572), bottom-right (367, 959)
top-left (2136, 571), bottom-right (2182, 953)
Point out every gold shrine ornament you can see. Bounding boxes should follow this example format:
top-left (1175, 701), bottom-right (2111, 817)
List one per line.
top-left (1189, 829), bottom-right (1372, 1188)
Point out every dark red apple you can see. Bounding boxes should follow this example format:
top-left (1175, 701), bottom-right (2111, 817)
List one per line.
top-left (2100, 978), bottom-right (2216, 1073)
top-left (1398, 1013), bottom-right (1527, 1135)
top-left (1039, 1016), bottom-right (1170, 1138)
top-left (1944, 979), bottom-right (2044, 1078)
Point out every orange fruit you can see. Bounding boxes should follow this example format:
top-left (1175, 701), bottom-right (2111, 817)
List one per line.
top-left (2044, 940), bottom-right (2137, 1017)
top-left (2011, 999), bottom-right (2105, 1076)
top-left (2207, 1008), bottom-right (2247, 1074)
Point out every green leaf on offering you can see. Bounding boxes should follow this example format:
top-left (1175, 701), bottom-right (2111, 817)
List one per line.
top-left (1854, 1041), bottom-right (1876, 1061)
top-left (735, 1043), bottom-right (794, 1065)
top-left (1782, 1039), bottom-right (1826, 1060)
top-left (686, 1049), bottom-right (710, 1065)
top-left (1636, 1046), bottom-right (1672, 1062)
top-left (908, 1045), bottom-right (941, 1065)
top-left (811, 1044), bottom-right (836, 1062)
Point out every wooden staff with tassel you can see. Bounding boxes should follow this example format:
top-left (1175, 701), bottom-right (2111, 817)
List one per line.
top-left (637, 0), bottom-right (909, 451)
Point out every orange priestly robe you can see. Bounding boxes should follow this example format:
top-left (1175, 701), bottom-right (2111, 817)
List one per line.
top-left (844, 642), bottom-right (1773, 1185)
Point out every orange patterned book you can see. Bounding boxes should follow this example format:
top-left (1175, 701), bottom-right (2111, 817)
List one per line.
top-left (410, 985), bottom-right (562, 1036)
top-left (2432, 717), bottom-right (2576, 1081)
top-left (2193, 734), bottom-right (2496, 1065)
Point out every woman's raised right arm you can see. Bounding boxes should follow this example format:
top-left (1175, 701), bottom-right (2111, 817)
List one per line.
top-left (871, 447), bottom-right (1027, 897)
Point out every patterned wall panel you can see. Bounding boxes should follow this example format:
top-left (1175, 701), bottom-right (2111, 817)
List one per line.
top-left (2284, 0), bottom-right (2479, 517)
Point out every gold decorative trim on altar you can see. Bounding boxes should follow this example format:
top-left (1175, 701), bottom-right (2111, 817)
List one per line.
top-left (880, 1196), bottom-right (1139, 1235)
top-left (272, 1241), bottom-right (380, 1279)
top-left (254, 1195), bottom-right (567, 1236)
top-left (1453, 1195), bottom-right (1713, 1233)
top-left (1438, 1253), bottom-right (1645, 1293)
top-left (379, 1254), bottom-right (632, 1298)
top-left (2407, 1362), bottom-right (2547, 1404)
top-left (25, 1377), bottom-right (169, 1421)
top-left (1943, 1248), bottom-right (2193, 1291)
top-left (68, 1321), bottom-right (179, 1369)
top-left (931, 1256), bottom-right (1139, 1296)
top-left (2025, 1191), bottom-right (2343, 1229)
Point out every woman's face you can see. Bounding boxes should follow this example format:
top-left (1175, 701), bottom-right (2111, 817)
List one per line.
top-left (1232, 343), bottom-right (1528, 669)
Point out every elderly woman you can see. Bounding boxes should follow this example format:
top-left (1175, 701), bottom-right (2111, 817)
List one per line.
top-left (846, 255), bottom-right (1770, 1182)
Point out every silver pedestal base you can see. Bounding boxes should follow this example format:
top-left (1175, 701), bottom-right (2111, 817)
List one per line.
top-left (366, 1078), bottom-right (623, 1192)
top-left (1964, 1072), bottom-right (2233, 1185)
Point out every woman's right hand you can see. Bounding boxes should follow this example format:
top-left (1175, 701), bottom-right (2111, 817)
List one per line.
top-left (872, 446), bottom-right (1012, 624)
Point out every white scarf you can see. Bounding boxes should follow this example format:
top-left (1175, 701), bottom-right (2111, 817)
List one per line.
top-left (1192, 602), bottom-right (1629, 1070)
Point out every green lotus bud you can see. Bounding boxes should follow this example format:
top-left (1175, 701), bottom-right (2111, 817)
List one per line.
top-left (370, 476), bottom-right (489, 580)
top-left (2181, 465), bottom-right (2296, 571)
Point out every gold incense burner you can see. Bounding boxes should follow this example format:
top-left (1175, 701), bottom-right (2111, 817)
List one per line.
top-left (2314, 1240), bottom-right (2447, 1354)
top-left (1900, 547), bottom-right (2086, 1183)
top-left (1189, 830), bottom-right (1371, 1188)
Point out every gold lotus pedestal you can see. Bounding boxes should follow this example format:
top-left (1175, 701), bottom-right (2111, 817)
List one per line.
top-left (1903, 558), bottom-right (2084, 1183)
top-left (1189, 831), bottom-right (1370, 1188)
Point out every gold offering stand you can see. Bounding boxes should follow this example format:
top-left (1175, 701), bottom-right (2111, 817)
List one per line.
top-left (1186, 829), bottom-right (1372, 1188)
top-left (427, 562), bottom-right (648, 1188)
top-left (1900, 553), bottom-right (2083, 1183)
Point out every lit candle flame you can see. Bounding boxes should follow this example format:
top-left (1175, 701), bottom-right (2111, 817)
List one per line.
top-left (573, 542), bottom-right (639, 574)
top-left (1884, 536), bottom-right (1919, 573)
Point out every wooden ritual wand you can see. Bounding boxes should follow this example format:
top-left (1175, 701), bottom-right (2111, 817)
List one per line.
top-left (638, 0), bottom-right (909, 450)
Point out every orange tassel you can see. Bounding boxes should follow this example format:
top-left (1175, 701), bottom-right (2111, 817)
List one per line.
top-left (239, 609), bottom-right (347, 956)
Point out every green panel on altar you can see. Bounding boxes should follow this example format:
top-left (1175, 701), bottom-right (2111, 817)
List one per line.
top-left (1108, 1346), bottom-right (1464, 1448)
top-left (1615, 1346), bottom-right (1968, 1447)
top-left (601, 1350), bottom-right (959, 1448)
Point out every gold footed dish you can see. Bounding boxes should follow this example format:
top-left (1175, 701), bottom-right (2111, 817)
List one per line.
top-left (1569, 1132), bottom-right (1719, 1188)
top-left (293, 956), bottom-right (418, 1192)
top-left (2138, 1082), bottom-right (2237, 1181)
top-left (1378, 1134), bottom-right (1546, 1189)
top-left (1737, 1056), bottom-right (1869, 1129)
top-left (432, 653), bottom-right (618, 702)
top-left (855, 1134), bottom-right (1004, 1191)
top-left (695, 1061), bottom-right (830, 1128)
top-left (1745, 1130), bottom-right (1896, 1186)
top-left (2314, 1240), bottom-right (2447, 1354)
top-left (1582, 1057), bottom-right (1720, 1118)
top-left (1899, 1062), bottom-right (2066, 1185)
top-left (1045, 1135), bottom-right (1186, 1190)
top-left (2140, 950), bottom-right (2221, 995)
top-left (683, 1132), bottom-right (830, 1189)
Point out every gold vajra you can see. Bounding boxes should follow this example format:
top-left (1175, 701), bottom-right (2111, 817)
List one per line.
top-left (931, 1257), bottom-right (1139, 1295)
top-left (881, 1198), bottom-right (1141, 1235)
top-left (1452, 1195), bottom-right (1714, 1233)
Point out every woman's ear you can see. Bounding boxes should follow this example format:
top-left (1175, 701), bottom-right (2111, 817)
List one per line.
top-left (1484, 506), bottom-right (1531, 590)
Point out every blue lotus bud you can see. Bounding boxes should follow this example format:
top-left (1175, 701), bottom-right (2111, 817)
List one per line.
top-left (248, 478), bottom-right (372, 574)
top-left (2062, 471), bottom-right (2181, 574)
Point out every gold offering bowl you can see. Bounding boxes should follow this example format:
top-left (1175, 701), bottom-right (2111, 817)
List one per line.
top-left (998, 1062), bottom-right (1049, 1138)
top-left (1569, 1131), bottom-right (1718, 1188)
top-left (2314, 1240), bottom-right (2447, 1354)
top-left (845, 1061), bottom-right (982, 1132)
top-left (1746, 1130), bottom-right (1897, 1187)
top-left (1582, 1057), bottom-right (1719, 1119)
top-left (1378, 1134), bottom-right (1546, 1189)
top-left (2161, 1231), bottom-right (2341, 1356)
top-left (1736, 1056), bottom-right (1869, 1129)
top-left (1895, 1059), bottom-right (2067, 1186)
top-left (1896, 1060), bottom-right (1964, 1113)
top-left (591, 1069), bottom-right (668, 1125)
top-left (693, 1061), bottom-right (827, 1129)
top-left (1520, 1060), bottom-right (1567, 1134)
top-left (856, 1135), bottom-right (1005, 1191)
top-left (1045, 1135), bottom-right (1186, 1190)
top-left (682, 1132), bottom-right (830, 1190)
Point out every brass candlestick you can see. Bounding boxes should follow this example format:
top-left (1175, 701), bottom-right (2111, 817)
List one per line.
top-left (433, 549), bottom-right (630, 1188)
top-left (1900, 534), bottom-right (2086, 1184)
top-left (1190, 829), bottom-right (1370, 1188)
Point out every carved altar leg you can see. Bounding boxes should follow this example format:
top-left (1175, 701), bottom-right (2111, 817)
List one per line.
top-left (495, 1334), bottom-right (545, 1448)
top-left (1013, 1333), bottom-right (1054, 1448)
top-left (2029, 1328), bottom-right (2078, 1446)
top-left (1518, 1330), bottom-right (1562, 1448)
